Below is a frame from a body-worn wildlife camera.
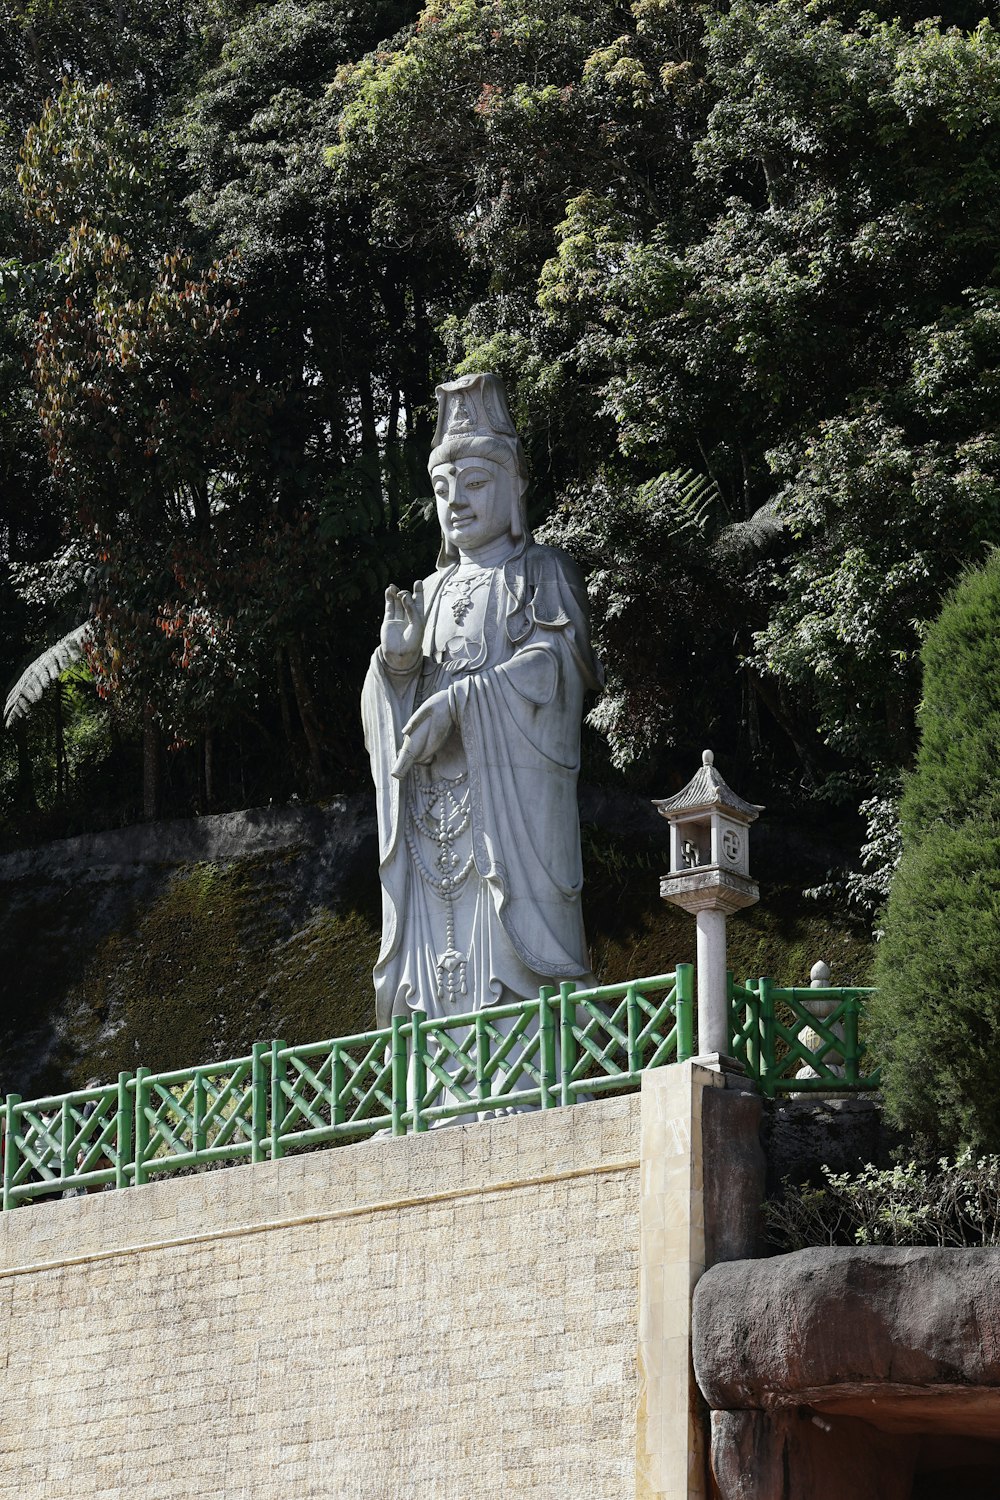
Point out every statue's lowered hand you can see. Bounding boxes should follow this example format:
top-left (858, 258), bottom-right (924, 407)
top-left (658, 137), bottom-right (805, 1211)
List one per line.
top-left (392, 692), bottom-right (455, 779)
top-left (381, 581), bottom-right (424, 673)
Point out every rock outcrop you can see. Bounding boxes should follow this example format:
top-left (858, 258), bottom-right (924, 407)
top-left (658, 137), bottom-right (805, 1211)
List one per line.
top-left (0, 792), bottom-right (873, 1098)
top-left (694, 1247), bottom-right (1000, 1499)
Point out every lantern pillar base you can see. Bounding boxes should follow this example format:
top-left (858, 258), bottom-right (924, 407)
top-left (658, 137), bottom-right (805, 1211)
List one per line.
top-left (687, 1051), bottom-right (747, 1077)
top-left (661, 867), bottom-right (761, 1058)
top-left (696, 907), bottom-right (729, 1056)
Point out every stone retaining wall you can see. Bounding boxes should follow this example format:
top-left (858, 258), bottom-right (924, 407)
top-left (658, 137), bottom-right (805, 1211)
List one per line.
top-left (0, 1095), bottom-right (641, 1500)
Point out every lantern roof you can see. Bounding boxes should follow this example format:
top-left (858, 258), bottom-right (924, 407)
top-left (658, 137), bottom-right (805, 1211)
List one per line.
top-left (653, 750), bottom-right (764, 823)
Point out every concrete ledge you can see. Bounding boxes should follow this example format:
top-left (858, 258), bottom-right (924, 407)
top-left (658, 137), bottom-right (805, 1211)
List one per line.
top-left (0, 1094), bottom-right (640, 1270)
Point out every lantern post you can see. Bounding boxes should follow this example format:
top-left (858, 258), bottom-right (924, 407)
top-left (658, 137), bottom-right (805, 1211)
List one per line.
top-left (654, 751), bottom-right (764, 1064)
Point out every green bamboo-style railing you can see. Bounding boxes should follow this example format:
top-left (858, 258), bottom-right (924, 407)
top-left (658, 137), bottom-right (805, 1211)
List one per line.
top-left (727, 974), bottom-right (879, 1098)
top-left (0, 965), bottom-right (878, 1208)
top-left (0, 967), bottom-right (693, 1208)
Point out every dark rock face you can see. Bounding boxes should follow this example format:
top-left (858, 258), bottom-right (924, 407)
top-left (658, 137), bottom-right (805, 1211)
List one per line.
top-left (694, 1247), bottom-right (1000, 1499)
top-left (710, 1409), bottom-right (914, 1500)
top-left (694, 1246), bottom-right (1000, 1409)
top-left (0, 798), bottom-right (382, 1095)
top-left (703, 1084), bottom-right (766, 1265)
top-left (762, 1098), bottom-right (902, 1199)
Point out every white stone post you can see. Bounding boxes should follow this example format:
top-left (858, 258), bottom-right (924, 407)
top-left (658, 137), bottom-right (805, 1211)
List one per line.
top-left (792, 958), bottom-right (845, 1097)
top-left (695, 907), bottom-right (729, 1057)
top-left (655, 751), bottom-right (764, 1071)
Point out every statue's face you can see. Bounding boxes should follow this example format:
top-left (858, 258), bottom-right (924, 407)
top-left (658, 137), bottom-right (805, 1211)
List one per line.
top-left (432, 457), bottom-right (513, 556)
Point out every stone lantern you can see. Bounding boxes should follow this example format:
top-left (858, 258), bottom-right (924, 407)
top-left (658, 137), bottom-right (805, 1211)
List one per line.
top-left (654, 751), bottom-right (764, 1062)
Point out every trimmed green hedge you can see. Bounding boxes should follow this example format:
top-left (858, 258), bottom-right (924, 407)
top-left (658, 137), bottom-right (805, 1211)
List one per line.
top-left (871, 548), bottom-right (1000, 1150)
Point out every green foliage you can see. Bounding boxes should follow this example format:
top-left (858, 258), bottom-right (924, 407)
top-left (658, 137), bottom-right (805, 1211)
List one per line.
top-left (871, 550), bottom-right (1000, 1151)
top-left (328, 0), bottom-right (706, 495)
top-left (766, 1153), bottom-right (1000, 1251)
top-left (539, 467), bottom-right (751, 769)
top-left (751, 409), bottom-right (1000, 764)
top-left (23, 83), bottom-right (265, 734)
top-left (842, 785), bottom-right (902, 920)
top-left (532, 0), bottom-right (1000, 787)
top-left (16, 75), bottom-right (409, 798)
top-left (4, 0), bottom-right (1000, 834)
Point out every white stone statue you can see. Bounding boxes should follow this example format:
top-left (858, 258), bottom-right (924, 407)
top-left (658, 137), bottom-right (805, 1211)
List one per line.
top-left (362, 373), bottom-right (601, 1088)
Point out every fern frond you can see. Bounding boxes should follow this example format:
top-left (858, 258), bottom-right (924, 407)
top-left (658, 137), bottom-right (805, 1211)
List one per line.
top-left (713, 497), bottom-right (785, 559)
top-left (4, 622), bottom-right (93, 727)
top-left (674, 468), bottom-right (719, 530)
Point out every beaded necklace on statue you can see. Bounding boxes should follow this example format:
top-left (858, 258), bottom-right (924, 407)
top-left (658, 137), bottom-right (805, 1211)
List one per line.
top-left (404, 771), bottom-right (474, 1006)
top-left (446, 564), bottom-right (492, 626)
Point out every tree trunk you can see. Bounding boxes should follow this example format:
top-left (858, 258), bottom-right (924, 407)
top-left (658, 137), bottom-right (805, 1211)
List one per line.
top-left (276, 647), bottom-right (305, 790)
top-left (22, 22), bottom-right (42, 71)
top-left (190, 480), bottom-right (213, 539)
top-left (358, 369), bottom-right (378, 458)
top-left (142, 703), bottom-right (161, 821)
top-left (286, 638), bottom-right (326, 798)
top-left (744, 666), bottom-right (762, 756)
top-left (204, 731), bottom-right (215, 812)
top-left (385, 386), bottom-right (401, 527)
top-left (13, 720), bottom-right (37, 811)
top-left (747, 669), bottom-right (821, 781)
top-left (53, 681), bottom-right (66, 803)
top-left (410, 281), bottom-right (434, 451)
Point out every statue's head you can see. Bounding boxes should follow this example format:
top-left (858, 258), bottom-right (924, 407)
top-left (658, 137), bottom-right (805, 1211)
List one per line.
top-left (428, 373), bottom-right (528, 564)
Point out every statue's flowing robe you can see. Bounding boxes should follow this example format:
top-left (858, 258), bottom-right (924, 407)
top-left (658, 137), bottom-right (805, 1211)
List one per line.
top-left (362, 541), bottom-right (601, 1029)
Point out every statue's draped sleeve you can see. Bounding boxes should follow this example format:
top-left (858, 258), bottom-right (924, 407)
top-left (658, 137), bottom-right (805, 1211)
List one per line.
top-left (361, 650), bottom-right (420, 1011)
top-left (447, 545), bottom-right (600, 978)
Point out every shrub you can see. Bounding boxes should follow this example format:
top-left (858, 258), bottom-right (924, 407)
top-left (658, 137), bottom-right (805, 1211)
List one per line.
top-left (765, 1154), bottom-right (1000, 1251)
top-left (869, 549), bottom-right (1000, 1151)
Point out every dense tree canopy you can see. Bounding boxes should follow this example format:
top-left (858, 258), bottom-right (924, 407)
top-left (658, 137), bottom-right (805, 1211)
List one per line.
top-left (1, 0), bottom-right (999, 848)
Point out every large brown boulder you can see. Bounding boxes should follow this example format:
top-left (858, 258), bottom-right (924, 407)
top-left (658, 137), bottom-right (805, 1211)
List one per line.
top-left (695, 1246), bottom-right (1000, 1411)
top-left (694, 1247), bottom-right (1000, 1499)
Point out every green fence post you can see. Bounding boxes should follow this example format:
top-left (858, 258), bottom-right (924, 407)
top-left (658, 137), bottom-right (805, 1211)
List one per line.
top-left (746, 972), bottom-right (761, 1080)
top-left (624, 983), bottom-right (640, 1079)
top-left (192, 1068), bottom-right (207, 1159)
top-left (134, 1068), bottom-right (150, 1187)
top-left (331, 1044), bottom-right (346, 1131)
top-left (391, 1014), bottom-right (407, 1137)
top-left (3, 1096), bottom-right (20, 1211)
top-left (843, 996), bottom-right (860, 1086)
top-left (759, 978), bottom-right (776, 1098)
top-left (251, 1043), bottom-right (268, 1163)
top-left (59, 1095), bottom-right (72, 1186)
top-left (116, 1073), bottom-right (132, 1189)
top-left (743, 977), bottom-right (762, 1084)
top-left (559, 982), bottom-right (578, 1106)
top-left (411, 1012), bottom-right (427, 1134)
top-left (676, 964), bottom-right (694, 1062)
top-left (539, 987), bottom-right (557, 1109)
top-left (270, 1041), bottom-right (287, 1161)
top-left (475, 1012), bottom-right (488, 1112)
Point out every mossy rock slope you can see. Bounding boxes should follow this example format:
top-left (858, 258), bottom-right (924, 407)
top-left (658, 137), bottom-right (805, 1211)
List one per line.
top-left (0, 792), bottom-right (873, 1098)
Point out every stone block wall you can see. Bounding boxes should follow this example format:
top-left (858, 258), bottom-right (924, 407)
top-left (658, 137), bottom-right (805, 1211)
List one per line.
top-left (0, 1095), bottom-right (642, 1500)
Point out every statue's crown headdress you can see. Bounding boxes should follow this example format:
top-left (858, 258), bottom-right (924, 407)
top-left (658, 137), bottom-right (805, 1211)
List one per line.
top-left (428, 372), bottom-right (527, 481)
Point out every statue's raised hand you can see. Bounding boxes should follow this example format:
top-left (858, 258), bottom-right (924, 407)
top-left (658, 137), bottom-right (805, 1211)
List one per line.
top-left (380, 581), bottom-right (424, 673)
